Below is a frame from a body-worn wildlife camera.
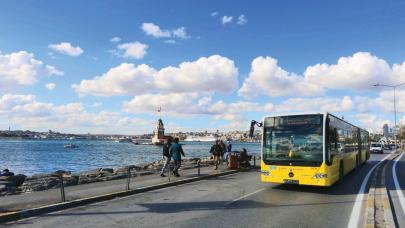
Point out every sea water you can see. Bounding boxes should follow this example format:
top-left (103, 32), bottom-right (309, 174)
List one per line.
top-left (0, 139), bottom-right (260, 176)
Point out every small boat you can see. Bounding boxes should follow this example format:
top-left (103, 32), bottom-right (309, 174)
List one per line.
top-left (117, 138), bottom-right (132, 143)
top-left (64, 144), bottom-right (79, 148)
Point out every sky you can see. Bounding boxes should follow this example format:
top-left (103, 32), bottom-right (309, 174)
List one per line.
top-left (1, 0), bottom-right (405, 134)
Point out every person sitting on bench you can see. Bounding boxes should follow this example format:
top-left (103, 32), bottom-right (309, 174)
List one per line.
top-left (239, 148), bottom-right (252, 167)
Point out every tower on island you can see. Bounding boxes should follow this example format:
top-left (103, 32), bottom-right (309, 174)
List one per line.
top-left (151, 107), bottom-right (172, 145)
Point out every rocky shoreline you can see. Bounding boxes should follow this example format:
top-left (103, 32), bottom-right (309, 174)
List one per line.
top-left (0, 157), bottom-right (215, 197)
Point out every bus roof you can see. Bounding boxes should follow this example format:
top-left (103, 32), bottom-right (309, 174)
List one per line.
top-left (262, 112), bottom-right (368, 133)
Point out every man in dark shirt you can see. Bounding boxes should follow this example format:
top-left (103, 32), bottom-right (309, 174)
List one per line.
top-left (170, 138), bottom-right (185, 177)
top-left (159, 138), bottom-right (172, 177)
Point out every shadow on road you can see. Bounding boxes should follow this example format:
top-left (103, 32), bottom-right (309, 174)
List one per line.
top-left (30, 198), bottom-right (357, 218)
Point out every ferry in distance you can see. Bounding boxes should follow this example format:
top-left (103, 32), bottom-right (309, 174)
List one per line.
top-left (114, 138), bottom-right (132, 143)
top-left (184, 135), bottom-right (218, 142)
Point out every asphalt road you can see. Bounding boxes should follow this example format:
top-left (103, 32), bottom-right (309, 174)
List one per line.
top-left (4, 150), bottom-right (404, 228)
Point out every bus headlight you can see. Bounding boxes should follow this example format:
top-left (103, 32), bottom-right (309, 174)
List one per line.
top-left (313, 173), bottom-right (328, 179)
top-left (261, 170), bottom-right (270, 176)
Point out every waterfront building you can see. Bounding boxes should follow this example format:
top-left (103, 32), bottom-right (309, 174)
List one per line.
top-left (151, 108), bottom-right (172, 145)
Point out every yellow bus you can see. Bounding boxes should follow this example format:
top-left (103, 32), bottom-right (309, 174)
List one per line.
top-left (259, 113), bottom-right (370, 186)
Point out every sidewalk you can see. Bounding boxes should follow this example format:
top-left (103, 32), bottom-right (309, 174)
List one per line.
top-left (0, 160), bottom-right (259, 213)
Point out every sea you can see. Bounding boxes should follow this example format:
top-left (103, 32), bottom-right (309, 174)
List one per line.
top-left (0, 139), bottom-right (260, 176)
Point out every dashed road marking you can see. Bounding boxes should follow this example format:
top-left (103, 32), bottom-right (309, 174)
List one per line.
top-left (224, 188), bottom-right (266, 206)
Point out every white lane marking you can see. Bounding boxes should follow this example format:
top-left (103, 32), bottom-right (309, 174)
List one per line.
top-left (224, 188), bottom-right (266, 206)
top-left (347, 153), bottom-right (392, 228)
top-left (392, 152), bottom-right (405, 215)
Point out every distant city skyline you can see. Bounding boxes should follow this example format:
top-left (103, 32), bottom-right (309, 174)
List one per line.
top-left (1, 1), bottom-right (405, 134)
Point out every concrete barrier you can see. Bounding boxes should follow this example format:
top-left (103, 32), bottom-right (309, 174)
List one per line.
top-left (364, 151), bottom-right (401, 228)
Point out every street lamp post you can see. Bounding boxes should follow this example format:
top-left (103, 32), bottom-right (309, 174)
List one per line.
top-left (374, 82), bottom-right (405, 148)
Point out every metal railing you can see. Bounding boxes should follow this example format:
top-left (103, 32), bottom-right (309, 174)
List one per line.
top-left (0, 155), bottom-right (260, 213)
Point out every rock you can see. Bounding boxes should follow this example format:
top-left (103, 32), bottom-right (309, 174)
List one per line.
top-left (100, 168), bottom-right (114, 173)
top-left (64, 175), bottom-right (79, 186)
top-left (21, 176), bottom-right (60, 192)
top-left (0, 181), bottom-right (15, 187)
top-left (53, 170), bottom-right (71, 176)
top-left (9, 174), bottom-right (26, 186)
top-left (0, 176), bottom-right (10, 181)
top-left (0, 184), bottom-right (7, 192)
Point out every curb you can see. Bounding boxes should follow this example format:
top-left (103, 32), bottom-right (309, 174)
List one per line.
top-left (0, 168), bottom-right (256, 224)
top-left (364, 151), bottom-right (401, 228)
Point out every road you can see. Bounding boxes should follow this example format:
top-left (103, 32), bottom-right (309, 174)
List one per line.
top-left (4, 151), bottom-right (404, 228)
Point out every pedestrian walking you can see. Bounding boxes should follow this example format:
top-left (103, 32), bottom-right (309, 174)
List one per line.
top-left (210, 140), bottom-right (222, 170)
top-left (226, 142), bottom-right (232, 165)
top-left (170, 138), bottom-right (185, 177)
top-left (219, 140), bottom-right (226, 165)
top-left (159, 138), bottom-right (172, 177)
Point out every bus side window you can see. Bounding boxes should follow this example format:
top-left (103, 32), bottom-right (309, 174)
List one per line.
top-left (337, 129), bottom-right (345, 154)
top-left (329, 127), bottom-right (337, 155)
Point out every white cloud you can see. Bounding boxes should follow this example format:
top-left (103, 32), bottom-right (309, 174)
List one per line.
top-left (211, 12), bottom-right (218, 17)
top-left (46, 65), bottom-right (64, 76)
top-left (222, 16), bottom-right (233, 24)
top-left (239, 56), bottom-right (324, 98)
top-left (172, 27), bottom-right (189, 39)
top-left (165, 39), bottom-right (176, 44)
top-left (123, 94), bottom-right (274, 120)
top-left (141, 22), bottom-right (190, 40)
top-left (117, 42), bottom-right (148, 59)
top-left (74, 55), bottom-right (238, 96)
top-left (0, 51), bottom-right (62, 91)
top-left (239, 52), bottom-right (405, 98)
top-left (0, 93), bottom-right (150, 134)
top-left (45, 83), bottom-right (56, 90)
top-left (141, 22), bottom-right (171, 38)
top-left (110, 37), bottom-right (121, 43)
top-left (237, 14), bottom-right (247, 25)
top-left (274, 96), bottom-right (353, 113)
top-left (123, 93), bottom-right (203, 116)
top-left (92, 102), bottom-right (102, 107)
top-left (48, 42), bottom-right (83, 56)
top-left (356, 113), bottom-right (391, 133)
top-left (305, 52), bottom-right (397, 90)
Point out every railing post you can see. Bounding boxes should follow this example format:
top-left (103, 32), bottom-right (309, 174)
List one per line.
top-left (197, 160), bottom-right (201, 176)
top-left (168, 161), bottom-right (171, 182)
top-left (126, 167), bottom-right (130, 190)
top-left (253, 155), bottom-right (256, 168)
top-left (59, 175), bottom-right (66, 202)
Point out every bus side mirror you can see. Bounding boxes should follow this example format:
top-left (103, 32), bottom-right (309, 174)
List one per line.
top-left (249, 120), bottom-right (263, 138)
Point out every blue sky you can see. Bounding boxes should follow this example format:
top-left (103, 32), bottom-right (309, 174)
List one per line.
top-left (1, 0), bottom-right (405, 134)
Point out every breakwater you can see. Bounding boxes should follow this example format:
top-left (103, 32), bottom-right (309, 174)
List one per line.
top-left (0, 157), bottom-right (217, 197)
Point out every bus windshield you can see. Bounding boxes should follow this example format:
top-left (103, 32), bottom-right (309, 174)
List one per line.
top-left (263, 115), bottom-right (323, 165)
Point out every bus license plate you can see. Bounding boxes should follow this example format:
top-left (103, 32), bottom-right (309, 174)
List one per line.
top-left (283, 179), bottom-right (299, 184)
